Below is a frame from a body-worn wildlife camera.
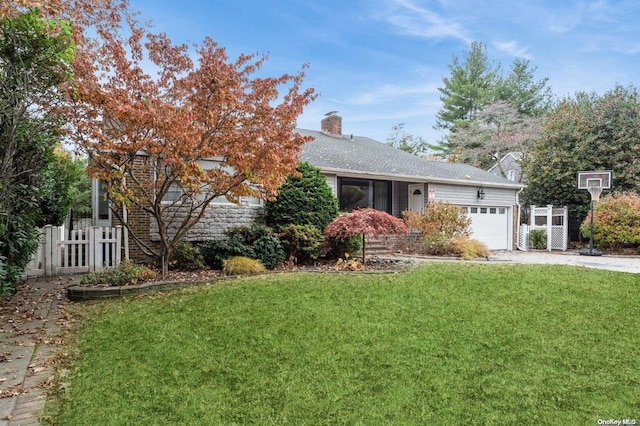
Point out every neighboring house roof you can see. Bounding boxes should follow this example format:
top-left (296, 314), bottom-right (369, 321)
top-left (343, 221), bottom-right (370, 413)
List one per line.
top-left (298, 128), bottom-right (522, 189)
top-left (488, 152), bottom-right (523, 182)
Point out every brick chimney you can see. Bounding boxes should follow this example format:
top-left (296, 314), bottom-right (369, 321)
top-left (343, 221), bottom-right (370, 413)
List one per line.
top-left (321, 112), bottom-right (342, 136)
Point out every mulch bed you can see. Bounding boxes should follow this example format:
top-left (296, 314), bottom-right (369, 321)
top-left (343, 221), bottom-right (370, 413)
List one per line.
top-left (72, 256), bottom-right (418, 289)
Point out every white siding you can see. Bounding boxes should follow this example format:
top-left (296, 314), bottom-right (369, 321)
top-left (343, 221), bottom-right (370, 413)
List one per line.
top-left (428, 183), bottom-right (517, 206)
top-left (322, 173), bottom-right (337, 196)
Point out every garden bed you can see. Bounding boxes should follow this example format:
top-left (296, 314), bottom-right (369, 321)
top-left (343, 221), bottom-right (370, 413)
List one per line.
top-left (67, 256), bottom-right (418, 301)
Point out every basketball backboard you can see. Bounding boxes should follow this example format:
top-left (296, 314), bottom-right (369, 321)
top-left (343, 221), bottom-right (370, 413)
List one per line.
top-left (576, 170), bottom-right (613, 190)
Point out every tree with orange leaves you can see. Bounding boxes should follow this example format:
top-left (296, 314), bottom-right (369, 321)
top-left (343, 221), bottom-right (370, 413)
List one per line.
top-left (1, 1), bottom-right (317, 274)
top-left (65, 3), bottom-right (316, 274)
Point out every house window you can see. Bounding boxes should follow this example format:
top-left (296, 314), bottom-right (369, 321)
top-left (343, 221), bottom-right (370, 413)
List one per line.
top-left (163, 182), bottom-right (184, 203)
top-left (506, 170), bottom-right (516, 181)
top-left (97, 181), bottom-right (110, 220)
top-left (245, 196), bottom-right (263, 206)
top-left (338, 177), bottom-right (391, 213)
top-left (92, 179), bottom-right (112, 226)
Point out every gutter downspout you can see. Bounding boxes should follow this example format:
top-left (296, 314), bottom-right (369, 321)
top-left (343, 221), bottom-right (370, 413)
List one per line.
top-left (515, 187), bottom-right (525, 251)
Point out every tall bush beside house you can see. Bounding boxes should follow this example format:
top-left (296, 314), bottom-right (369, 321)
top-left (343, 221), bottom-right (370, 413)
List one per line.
top-left (263, 162), bottom-right (339, 232)
top-left (263, 162), bottom-right (338, 264)
top-left (402, 202), bottom-right (488, 258)
top-left (580, 192), bottom-right (640, 249)
top-left (403, 202), bottom-right (471, 238)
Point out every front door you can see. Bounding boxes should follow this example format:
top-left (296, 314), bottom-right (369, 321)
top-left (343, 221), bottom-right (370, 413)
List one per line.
top-left (408, 184), bottom-right (424, 212)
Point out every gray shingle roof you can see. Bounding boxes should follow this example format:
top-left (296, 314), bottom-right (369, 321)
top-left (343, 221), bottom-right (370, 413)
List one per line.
top-left (297, 129), bottom-right (522, 188)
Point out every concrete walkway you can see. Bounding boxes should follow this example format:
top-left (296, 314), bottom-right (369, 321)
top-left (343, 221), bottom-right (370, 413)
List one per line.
top-left (488, 250), bottom-right (640, 274)
top-left (0, 275), bottom-right (78, 426)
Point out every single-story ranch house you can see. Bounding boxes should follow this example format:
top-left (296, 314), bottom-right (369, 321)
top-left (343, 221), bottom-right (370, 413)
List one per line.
top-left (92, 114), bottom-right (524, 255)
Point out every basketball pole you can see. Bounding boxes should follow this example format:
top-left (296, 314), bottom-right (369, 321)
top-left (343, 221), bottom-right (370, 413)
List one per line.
top-left (589, 198), bottom-right (595, 255)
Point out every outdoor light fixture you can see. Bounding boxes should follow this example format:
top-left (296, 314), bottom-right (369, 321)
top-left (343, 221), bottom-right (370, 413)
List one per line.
top-left (477, 188), bottom-right (485, 199)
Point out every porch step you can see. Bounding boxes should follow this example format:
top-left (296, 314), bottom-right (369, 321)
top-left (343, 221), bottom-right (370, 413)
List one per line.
top-left (365, 236), bottom-right (395, 256)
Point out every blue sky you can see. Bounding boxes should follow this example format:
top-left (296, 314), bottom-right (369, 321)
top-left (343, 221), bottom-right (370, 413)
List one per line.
top-left (129, 0), bottom-right (640, 144)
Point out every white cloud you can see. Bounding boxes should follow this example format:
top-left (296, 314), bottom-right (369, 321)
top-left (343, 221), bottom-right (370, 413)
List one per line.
top-left (380, 0), bottom-right (472, 44)
top-left (494, 41), bottom-right (533, 59)
top-left (347, 82), bottom-right (439, 106)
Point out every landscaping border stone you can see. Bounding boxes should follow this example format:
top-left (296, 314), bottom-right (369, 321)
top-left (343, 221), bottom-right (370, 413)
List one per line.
top-left (67, 278), bottom-right (227, 301)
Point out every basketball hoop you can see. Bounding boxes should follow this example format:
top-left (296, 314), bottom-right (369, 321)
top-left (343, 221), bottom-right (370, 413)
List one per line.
top-left (587, 186), bottom-right (603, 202)
top-left (577, 170), bottom-right (613, 256)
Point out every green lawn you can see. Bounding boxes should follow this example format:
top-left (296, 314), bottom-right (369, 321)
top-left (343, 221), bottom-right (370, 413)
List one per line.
top-left (48, 263), bottom-right (640, 425)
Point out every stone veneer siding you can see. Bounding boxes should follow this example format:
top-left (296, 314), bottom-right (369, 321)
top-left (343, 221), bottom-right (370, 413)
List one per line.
top-left (114, 155), bottom-right (263, 261)
top-left (150, 203), bottom-right (262, 243)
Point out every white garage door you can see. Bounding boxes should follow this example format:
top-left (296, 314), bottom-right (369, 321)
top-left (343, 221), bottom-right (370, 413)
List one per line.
top-left (465, 206), bottom-right (510, 250)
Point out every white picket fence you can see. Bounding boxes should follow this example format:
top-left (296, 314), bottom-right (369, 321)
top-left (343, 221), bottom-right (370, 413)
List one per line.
top-left (25, 225), bottom-right (123, 277)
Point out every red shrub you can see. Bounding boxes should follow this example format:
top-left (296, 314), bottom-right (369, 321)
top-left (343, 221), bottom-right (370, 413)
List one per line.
top-left (324, 208), bottom-right (409, 239)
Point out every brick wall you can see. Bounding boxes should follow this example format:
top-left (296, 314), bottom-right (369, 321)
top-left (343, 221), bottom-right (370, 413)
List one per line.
top-left (111, 155), bottom-right (155, 261)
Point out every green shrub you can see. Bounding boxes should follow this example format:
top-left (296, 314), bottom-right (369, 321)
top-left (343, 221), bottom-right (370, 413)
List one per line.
top-left (225, 223), bottom-right (272, 245)
top-left (278, 224), bottom-right (323, 265)
top-left (402, 202), bottom-right (471, 239)
top-left (200, 224), bottom-right (284, 270)
top-left (322, 234), bottom-right (362, 260)
top-left (222, 256), bottom-right (266, 276)
top-left (199, 238), bottom-right (255, 270)
top-left (263, 162), bottom-right (339, 232)
top-left (80, 260), bottom-right (157, 287)
top-left (0, 215), bottom-right (39, 294)
top-left (169, 241), bottom-right (205, 271)
top-left (252, 235), bottom-right (285, 269)
top-left (580, 192), bottom-right (640, 249)
top-left (200, 240), bottom-right (231, 270)
top-left (529, 229), bottom-right (547, 250)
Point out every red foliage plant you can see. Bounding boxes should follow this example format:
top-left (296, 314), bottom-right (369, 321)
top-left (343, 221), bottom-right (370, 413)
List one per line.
top-left (324, 208), bottom-right (409, 239)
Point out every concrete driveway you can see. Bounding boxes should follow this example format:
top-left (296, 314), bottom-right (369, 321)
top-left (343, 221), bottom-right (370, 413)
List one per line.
top-left (488, 250), bottom-right (640, 274)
